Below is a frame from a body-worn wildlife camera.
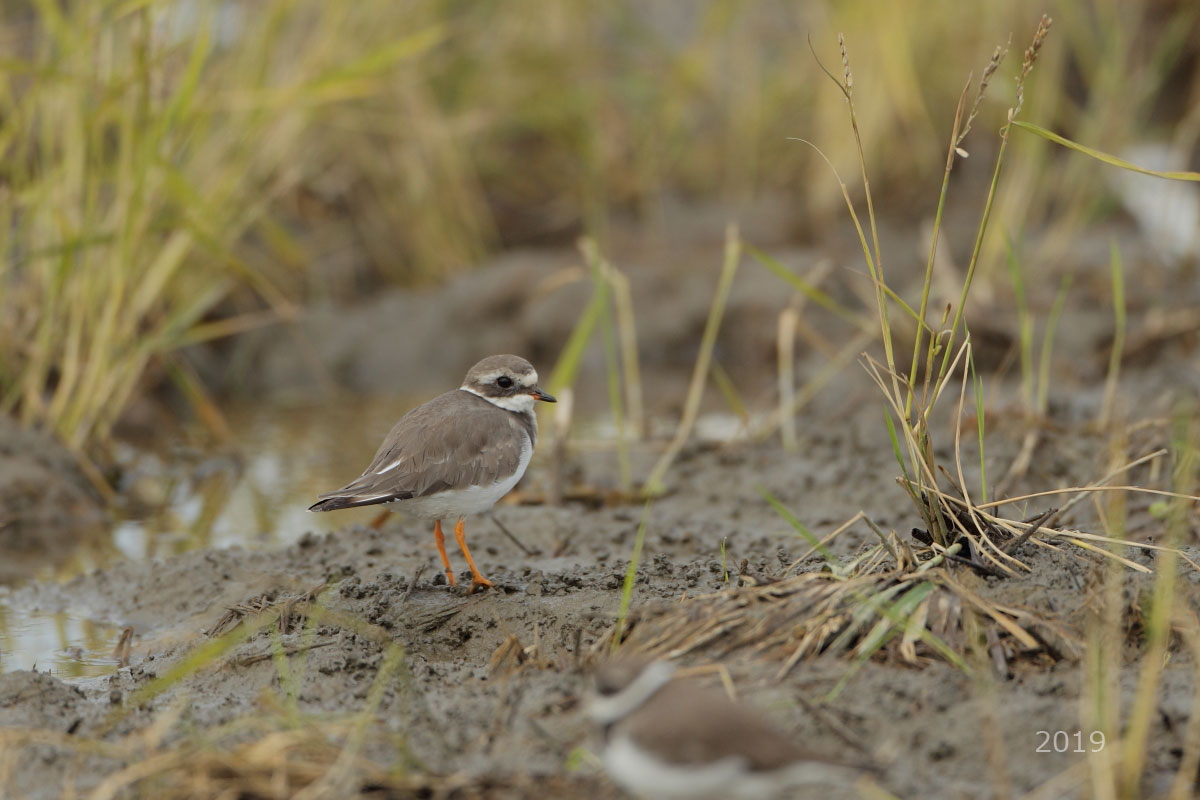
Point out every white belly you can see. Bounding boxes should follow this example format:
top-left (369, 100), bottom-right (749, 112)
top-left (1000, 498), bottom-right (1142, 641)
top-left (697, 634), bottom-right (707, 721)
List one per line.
top-left (602, 736), bottom-right (853, 800)
top-left (603, 736), bottom-right (746, 799)
top-left (389, 435), bottom-right (532, 521)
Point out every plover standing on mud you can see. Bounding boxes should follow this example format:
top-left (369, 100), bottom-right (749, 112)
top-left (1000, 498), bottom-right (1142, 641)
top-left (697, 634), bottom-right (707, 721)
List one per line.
top-left (308, 354), bottom-right (555, 592)
top-left (588, 658), bottom-right (871, 799)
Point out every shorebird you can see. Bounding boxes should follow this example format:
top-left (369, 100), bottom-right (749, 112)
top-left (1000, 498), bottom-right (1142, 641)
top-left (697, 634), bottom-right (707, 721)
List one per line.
top-left (588, 658), bottom-right (870, 799)
top-left (308, 354), bottom-right (555, 592)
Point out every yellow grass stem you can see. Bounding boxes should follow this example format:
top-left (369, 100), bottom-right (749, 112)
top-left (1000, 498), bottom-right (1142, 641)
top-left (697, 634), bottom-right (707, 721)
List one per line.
top-left (777, 307), bottom-right (799, 452)
top-left (753, 329), bottom-right (875, 441)
top-left (709, 360), bottom-right (750, 426)
top-left (581, 240), bottom-right (632, 492)
top-left (602, 261), bottom-right (645, 439)
top-left (1083, 435), bottom-right (1130, 800)
top-left (1119, 410), bottom-right (1196, 797)
top-left (295, 643), bottom-right (406, 800)
top-left (1168, 610), bottom-right (1200, 799)
top-left (644, 224), bottom-right (741, 494)
top-left (938, 16), bottom-right (1052, 389)
top-left (832, 36), bottom-right (896, 386)
top-left (906, 75), bottom-right (971, 419)
top-left (1099, 240), bottom-right (1126, 427)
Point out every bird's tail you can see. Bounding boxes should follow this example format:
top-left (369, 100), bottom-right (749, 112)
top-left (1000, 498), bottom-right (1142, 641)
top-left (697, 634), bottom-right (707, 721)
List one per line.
top-left (308, 494), bottom-right (391, 512)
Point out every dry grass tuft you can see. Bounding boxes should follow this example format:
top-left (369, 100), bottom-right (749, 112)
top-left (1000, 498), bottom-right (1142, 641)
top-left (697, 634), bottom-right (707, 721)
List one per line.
top-left (595, 518), bottom-right (1084, 692)
top-left (205, 583), bottom-right (327, 638)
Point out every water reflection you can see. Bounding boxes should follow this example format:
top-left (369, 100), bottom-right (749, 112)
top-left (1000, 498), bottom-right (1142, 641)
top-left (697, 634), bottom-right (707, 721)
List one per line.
top-left (119, 393), bottom-right (429, 554)
top-left (0, 605), bottom-right (122, 678)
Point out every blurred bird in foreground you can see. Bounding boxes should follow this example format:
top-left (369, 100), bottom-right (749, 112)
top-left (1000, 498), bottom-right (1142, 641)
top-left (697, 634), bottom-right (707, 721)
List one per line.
top-left (588, 657), bottom-right (874, 799)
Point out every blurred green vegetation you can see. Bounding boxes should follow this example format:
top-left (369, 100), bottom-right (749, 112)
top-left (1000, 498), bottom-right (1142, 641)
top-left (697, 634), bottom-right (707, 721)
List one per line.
top-left (0, 0), bottom-right (1196, 453)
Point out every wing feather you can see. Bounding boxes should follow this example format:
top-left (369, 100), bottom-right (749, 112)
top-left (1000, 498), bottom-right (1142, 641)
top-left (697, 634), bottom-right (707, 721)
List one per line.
top-left (309, 391), bottom-right (529, 511)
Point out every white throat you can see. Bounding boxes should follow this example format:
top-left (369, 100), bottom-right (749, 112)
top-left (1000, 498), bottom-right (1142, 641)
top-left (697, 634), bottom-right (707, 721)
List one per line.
top-left (588, 661), bottom-right (677, 725)
top-left (461, 386), bottom-right (536, 414)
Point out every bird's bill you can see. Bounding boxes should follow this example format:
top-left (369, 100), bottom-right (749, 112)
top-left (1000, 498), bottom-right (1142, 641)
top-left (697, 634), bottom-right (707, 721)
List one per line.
top-left (529, 387), bottom-right (557, 403)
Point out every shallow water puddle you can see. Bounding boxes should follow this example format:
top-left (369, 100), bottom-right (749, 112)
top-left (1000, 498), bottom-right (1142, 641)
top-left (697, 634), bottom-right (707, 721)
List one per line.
top-left (116, 394), bottom-right (437, 552)
top-left (0, 605), bottom-right (123, 678)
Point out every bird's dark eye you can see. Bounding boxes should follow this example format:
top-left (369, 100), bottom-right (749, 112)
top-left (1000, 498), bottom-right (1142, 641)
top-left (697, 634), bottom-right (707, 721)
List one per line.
top-left (496, 376), bottom-right (514, 389)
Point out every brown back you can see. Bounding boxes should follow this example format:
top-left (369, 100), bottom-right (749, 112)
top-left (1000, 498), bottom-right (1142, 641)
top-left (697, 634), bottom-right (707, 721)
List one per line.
top-left (317, 390), bottom-right (535, 503)
top-left (620, 678), bottom-right (830, 772)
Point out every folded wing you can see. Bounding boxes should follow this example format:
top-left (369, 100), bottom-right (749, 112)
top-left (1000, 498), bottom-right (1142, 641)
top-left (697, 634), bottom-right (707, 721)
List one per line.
top-left (308, 391), bottom-right (527, 512)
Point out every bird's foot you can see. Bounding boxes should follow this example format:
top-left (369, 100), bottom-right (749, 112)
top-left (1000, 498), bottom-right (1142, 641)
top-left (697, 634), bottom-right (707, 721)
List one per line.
top-left (467, 574), bottom-right (493, 594)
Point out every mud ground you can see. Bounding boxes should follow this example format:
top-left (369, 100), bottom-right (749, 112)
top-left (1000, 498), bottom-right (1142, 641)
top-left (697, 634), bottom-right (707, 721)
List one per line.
top-left (4, 365), bottom-right (1200, 798)
top-left (2, 219), bottom-right (1200, 798)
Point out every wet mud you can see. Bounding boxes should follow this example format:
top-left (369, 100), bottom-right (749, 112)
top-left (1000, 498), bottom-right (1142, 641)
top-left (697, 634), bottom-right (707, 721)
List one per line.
top-left (2, 220), bottom-right (1200, 797)
top-left (3, 361), bottom-right (1199, 799)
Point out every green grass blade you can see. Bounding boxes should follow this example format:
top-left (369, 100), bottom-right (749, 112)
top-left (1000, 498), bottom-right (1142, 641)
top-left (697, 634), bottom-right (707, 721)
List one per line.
top-left (644, 225), bottom-right (742, 494)
top-left (855, 581), bottom-right (935, 658)
top-left (99, 610), bottom-right (276, 733)
top-left (758, 486), bottom-right (837, 568)
top-left (971, 354), bottom-right (987, 504)
top-left (306, 26), bottom-right (445, 94)
top-left (828, 581), bottom-right (968, 700)
top-left (586, 244), bottom-right (631, 491)
top-left (1013, 121), bottom-right (1200, 181)
top-left (547, 278), bottom-right (605, 395)
top-left (883, 407), bottom-right (912, 484)
top-left (1004, 234), bottom-right (1034, 411)
top-left (1036, 275), bottom-right (1073, 415)
top-left (1099, 239), bottom-right (1125, 426)
top-left (747, 245), bottom-right (861, 325)
top-left (612, 500), bottom-right (653, 653)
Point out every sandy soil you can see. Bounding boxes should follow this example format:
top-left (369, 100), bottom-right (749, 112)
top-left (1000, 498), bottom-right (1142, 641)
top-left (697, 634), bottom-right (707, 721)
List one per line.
top-left (2, 219), bottom-right (1200, 798)
top-left (3, 361), bottom-right (1200, 798)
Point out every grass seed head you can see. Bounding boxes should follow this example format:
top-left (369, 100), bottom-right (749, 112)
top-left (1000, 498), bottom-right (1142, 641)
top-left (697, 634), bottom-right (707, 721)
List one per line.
top-left (1013, 15), bottom-right (1053, 119)
top-left (957, 36), bottom-right (1011, 148)
top-left (838, 33), bottom-right (854, 96)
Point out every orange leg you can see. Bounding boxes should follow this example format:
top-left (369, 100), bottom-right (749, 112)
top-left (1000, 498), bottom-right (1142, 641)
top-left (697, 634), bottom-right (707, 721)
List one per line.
top-left (433, 520), bottom-right (456, 587)
top-left (369, 509), bottom-right (393, 529)
top-left (453, 516), bottom-right (493, 593)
